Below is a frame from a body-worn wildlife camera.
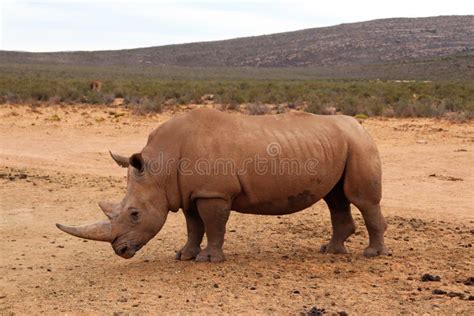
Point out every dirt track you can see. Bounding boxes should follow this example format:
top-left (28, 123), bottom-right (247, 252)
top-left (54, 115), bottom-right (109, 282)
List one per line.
top-left (1, 104), bottom-right (473, 315)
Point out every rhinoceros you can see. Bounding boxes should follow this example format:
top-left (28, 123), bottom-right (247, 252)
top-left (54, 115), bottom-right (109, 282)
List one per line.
top-left (57, 108), bottom-right (388, 262)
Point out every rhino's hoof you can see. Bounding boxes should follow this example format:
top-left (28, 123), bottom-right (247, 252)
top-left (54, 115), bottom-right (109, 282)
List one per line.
top-left (195, 248), bottom-right (225, 263)
top-left (363, 246), bottom-right (389, 257)
top-left (319, 242), bottom-right (348, 254)
top-left (176, 246), bottom-right (201, 260)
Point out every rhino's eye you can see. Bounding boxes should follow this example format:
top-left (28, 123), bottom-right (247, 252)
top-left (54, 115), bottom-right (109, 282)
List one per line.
top-left (129, 209), bottom-right (140, 221)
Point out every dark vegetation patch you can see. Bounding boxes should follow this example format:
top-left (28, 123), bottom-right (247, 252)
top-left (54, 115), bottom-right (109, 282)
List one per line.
top-left (0, 64), bottom-right (473, 119)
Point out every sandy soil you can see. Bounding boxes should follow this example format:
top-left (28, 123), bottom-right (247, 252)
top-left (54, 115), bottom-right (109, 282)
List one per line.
top-left (1, 104), bottom-right (473, 315)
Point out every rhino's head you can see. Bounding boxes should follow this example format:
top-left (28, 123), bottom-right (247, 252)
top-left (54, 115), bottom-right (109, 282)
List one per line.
top-left (56, 151), bottom-right (168, 259)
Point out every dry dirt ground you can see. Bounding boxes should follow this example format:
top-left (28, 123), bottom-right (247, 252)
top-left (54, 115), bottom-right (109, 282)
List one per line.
top-left (0, 104), bottom-right (473, 315)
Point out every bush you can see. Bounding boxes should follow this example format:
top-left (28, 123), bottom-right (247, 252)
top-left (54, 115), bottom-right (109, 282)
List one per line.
top-left (0, 63), bottom-right (472, 118)
top-left (354, 113), bottom-right (369, 120)
top-left (248, 103), bottom-right (270, 115)
top-left (132, 97), bottom-right (164, 115)
top-left (48, 95), bottom-right (62, 105)
top-left (305, 101), bottom-right (324, 114)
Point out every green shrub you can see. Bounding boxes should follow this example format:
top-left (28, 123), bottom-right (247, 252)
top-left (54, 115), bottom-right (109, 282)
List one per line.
top-left (0, 63), bottom-right (472, 118)
top-left (248, 103), bottom-right (270, 115)
top-left (354, 113), bottom-right (369, 120)
top-left (132, 96), bottom-right (164, 114)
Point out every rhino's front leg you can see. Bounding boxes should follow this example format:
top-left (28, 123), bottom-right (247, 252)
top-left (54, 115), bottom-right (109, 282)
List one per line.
top-left (195, 198), bottom-right (230, 263)
top-left (176, 208), bottom-right (204, 260)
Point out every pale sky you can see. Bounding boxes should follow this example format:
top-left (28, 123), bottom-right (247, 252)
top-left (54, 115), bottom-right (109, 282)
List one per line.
top-left (1, 0), bottom-right (473, 52)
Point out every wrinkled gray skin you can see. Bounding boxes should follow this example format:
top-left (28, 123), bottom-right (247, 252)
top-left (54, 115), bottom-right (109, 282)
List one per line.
top-left (57, 109), bottom-right (389, 261)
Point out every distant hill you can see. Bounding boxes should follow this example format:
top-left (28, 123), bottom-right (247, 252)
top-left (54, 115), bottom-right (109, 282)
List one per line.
top-left (1, 16), bottom-right (473, 80)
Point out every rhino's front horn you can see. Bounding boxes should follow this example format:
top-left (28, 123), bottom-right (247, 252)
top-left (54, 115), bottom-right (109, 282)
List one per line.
top-left (56, 220), bottom-right (113, 242)
top-left (109, 151), bottom-right (129, 168)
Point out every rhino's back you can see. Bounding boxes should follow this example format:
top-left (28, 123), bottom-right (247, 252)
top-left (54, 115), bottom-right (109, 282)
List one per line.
top-left (164, 109), bottom-right (352, 215)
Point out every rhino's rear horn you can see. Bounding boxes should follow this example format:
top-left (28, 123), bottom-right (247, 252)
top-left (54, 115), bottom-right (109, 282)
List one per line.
top-left (99, 201), bottom-right (118, 219)
top-left (56, 220), bottom-right (113, 242)
top-left (109, 151), bottom-right (129, 168)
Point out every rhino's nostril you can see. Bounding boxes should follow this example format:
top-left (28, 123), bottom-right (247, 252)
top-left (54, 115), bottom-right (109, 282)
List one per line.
top-left (118, 246), bottom-right (128, 255)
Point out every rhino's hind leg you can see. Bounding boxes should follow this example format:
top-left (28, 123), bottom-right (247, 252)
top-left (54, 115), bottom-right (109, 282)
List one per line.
top-left (357, 203), bottom-right (388, 257)
top-left (176, 206), bottom-right (205, 261)
top-left (194, 198), bottom-right (230, 263)
top-left (320, 178), bottom-right (356, 254)
top-left (343, 141), bottom-right (389, 257)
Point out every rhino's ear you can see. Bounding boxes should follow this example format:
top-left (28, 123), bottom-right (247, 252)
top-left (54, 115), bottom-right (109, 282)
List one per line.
top-left (130, 153), bottom-right (144, 172)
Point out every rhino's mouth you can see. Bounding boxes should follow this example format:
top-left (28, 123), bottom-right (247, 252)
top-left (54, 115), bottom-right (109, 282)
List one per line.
top-left (113, 242), bottom-right (144, 259)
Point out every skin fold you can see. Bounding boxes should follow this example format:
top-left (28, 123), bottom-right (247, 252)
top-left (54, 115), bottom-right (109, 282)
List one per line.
top-left (57, 108), bottom-right (388, 261)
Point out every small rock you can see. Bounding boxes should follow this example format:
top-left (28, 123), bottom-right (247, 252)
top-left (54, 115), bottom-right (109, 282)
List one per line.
top-left (213, 283), bottom-right (219, 288)
top-left (447, 292), bottom-right (464, 299)
top-left (416, 140), bottom-right (428, 144)
top-left (306, 306), bottom-right (326, 316)
top-left (421, 274), bottom-right (440, 282)
top-left (432, 289), bottom-right (447, 295)
top-left (463, 277), bottom-right (474, 286)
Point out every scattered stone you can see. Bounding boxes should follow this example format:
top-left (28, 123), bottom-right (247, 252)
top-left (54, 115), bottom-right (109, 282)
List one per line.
top-left (463, 277), bottom-right (474, 286)
top-left (468, 295), bottom-right (474, 301)
top-left (213, 283), bottom-right (219, 288)
top-left (305, 306), bottom-right (326, 316)
top-left (416, 139), bottom-right (428, 144)
top-left (117, 297), bottom-right (128, 302)
top-left (422, 273), bottom-right (441, 282)
top-left (447, 292), bottom-right (464, 299)
top-left (432, 289), bottom-right (447, 295)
